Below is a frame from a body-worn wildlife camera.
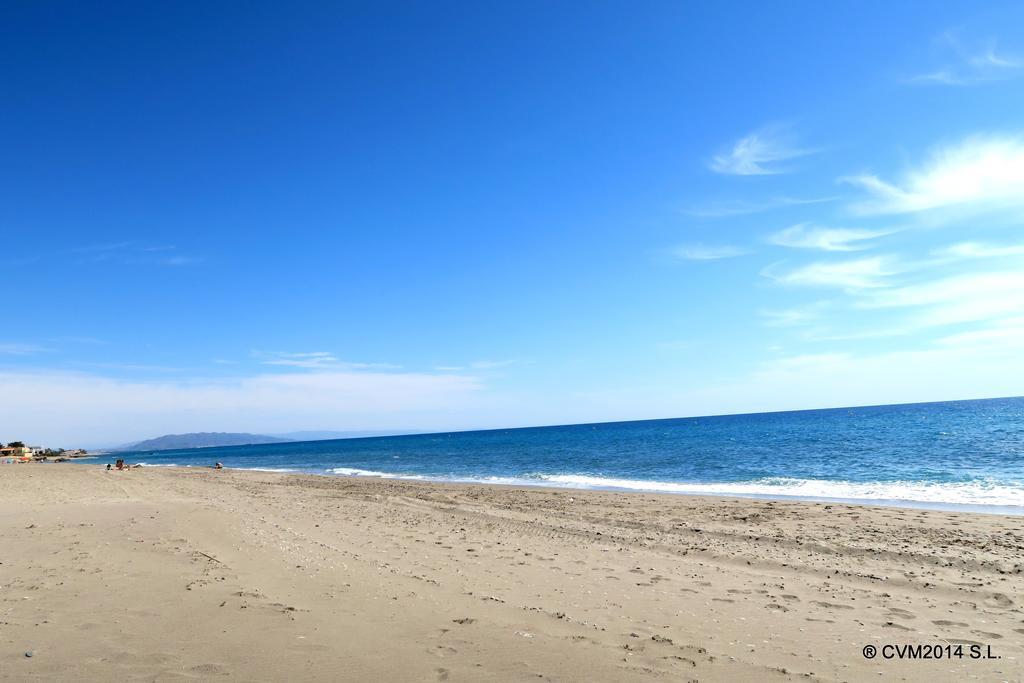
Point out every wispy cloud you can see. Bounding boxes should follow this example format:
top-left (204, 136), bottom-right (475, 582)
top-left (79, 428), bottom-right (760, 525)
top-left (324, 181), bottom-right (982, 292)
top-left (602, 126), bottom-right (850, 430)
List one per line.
top-left (161, 255), bottom-right (202, 266)
top-left (842, 134), bottom-right (1024, 215)
top-left (856, 271), bottom-right (1024, 328)
top-left (70, 241), bottom-right (135, 254)
top-left (936, 316), bottom-right (1024, 348)
top-left (671, 244), bottom-right (749, 261)
top-left (69, 242), bottom-right (202, 267)
top-left (469, 359), bottom-right (518, 370)
top-left (767, 223), bottom-right (895, 252)
top-left (758, 302), bottom-right (829, 328)
top-left (683, 195), bottom-right (837, 218)
top-left (762, 256), bottom-right (898, 290)
top-left (727, 340), bottom-right (1024, 412)
top-left (709, 126), bottom-right (817, 176)
top-left (79, 362), bottom-right (185, 373)
top-left (909, 33), bottom-right (1023, 86)
top-left (254, 351), bottom-right (398, 370)
top-left (434, 360), bottom-right (519, 372)
top-left (764, 240), bottom-right (1024, 340)
top-left (0, 342), bottom-right (48, 356)
top-left (931, 241), bottom-right (1024, 259)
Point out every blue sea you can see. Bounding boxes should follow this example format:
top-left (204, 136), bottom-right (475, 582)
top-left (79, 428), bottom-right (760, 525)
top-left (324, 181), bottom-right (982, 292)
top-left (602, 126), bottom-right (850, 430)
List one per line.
top-left (90, 397), bottom-right (1024, 514)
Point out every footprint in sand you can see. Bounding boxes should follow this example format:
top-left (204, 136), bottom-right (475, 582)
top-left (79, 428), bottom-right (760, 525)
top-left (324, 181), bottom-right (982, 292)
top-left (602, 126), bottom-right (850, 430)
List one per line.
top-left (984, 593), bottom-right (1014, 609)
top-left (883, 621), bottom-right (914, 631)
top-left (932, 620), bottom-right (968, 627)
top-left (812, 601), bottom-right (854, 610)
top-left (971, 630), bottom-right (1003, 639)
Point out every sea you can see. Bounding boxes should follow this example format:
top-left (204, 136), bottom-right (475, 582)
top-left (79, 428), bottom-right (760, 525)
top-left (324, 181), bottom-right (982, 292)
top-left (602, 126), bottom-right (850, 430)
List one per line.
top-left (87, 397), bottom-right (1024, 514)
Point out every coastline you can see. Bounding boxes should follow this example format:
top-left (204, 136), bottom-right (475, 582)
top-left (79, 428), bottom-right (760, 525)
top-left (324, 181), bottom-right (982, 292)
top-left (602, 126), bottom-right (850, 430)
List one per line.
top-left (84, 459), bottom-right (1024, 515)
top-left (3, 465), bottom-right (1022, 681)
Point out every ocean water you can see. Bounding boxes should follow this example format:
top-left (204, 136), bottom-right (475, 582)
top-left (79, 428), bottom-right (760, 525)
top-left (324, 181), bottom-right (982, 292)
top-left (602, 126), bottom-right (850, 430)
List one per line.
top-left (89, 397), bottom-right (1024, 513)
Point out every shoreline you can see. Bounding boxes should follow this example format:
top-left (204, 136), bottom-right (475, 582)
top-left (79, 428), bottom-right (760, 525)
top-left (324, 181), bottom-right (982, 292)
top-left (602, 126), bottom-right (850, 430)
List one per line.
top-left (75, 460), bottom-right (1024, 516)
top-left (3, 464), bottom-right (1022, 681)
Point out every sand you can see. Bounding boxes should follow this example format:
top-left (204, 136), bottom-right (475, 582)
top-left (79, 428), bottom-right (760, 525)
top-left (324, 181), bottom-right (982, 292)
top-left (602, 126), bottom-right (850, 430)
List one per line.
top-left (1, 465), bottom-right (1021, 682)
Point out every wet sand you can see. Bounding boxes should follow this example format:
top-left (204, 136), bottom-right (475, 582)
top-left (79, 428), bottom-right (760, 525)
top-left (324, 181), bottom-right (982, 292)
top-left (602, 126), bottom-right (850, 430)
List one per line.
top-left (1, 465), bottom-right (1021, 681)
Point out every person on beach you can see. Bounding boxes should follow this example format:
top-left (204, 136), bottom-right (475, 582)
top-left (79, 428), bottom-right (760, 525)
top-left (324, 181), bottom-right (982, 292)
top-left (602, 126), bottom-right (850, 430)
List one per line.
top-left (213, 462), bottom-right (223, 469)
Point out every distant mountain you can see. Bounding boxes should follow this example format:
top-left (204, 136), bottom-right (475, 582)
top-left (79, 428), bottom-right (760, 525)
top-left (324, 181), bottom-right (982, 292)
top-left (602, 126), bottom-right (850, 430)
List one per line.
top-left (122, 432), bottom-right (293, 452)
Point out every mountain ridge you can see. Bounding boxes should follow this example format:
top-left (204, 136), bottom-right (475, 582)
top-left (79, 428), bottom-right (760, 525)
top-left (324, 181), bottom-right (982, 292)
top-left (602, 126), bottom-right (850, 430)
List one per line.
top-left (122, 432), bottom-right (293, 452)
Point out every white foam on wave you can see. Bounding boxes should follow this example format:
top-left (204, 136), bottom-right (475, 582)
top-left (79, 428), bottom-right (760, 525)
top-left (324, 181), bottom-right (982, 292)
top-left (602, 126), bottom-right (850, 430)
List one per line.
top-left (316, 467), bottom-right (1023, 510)
top-left (329, 467), bottom-right (425, 479)
top-left (536, 474), bottom-right (1024, 508)
top-left (331, 469), bottom-right (1023, 508)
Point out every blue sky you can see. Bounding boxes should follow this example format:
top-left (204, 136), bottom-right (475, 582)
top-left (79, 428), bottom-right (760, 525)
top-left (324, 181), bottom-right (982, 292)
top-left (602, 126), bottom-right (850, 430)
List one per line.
top-left (4, 2), bottom-right (1024, 446)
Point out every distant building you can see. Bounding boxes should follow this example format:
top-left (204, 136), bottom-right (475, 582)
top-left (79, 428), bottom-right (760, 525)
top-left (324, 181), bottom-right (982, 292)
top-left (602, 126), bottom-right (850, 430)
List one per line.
top-left (0, 446), bottom-right (31, 458)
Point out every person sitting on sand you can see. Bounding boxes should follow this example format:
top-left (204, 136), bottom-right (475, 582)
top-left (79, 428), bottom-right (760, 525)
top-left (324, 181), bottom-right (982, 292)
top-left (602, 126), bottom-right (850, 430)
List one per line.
top-left (213, 462), bottom-right (223, 469)
top-left (106, 463), bottom-right (112, 471)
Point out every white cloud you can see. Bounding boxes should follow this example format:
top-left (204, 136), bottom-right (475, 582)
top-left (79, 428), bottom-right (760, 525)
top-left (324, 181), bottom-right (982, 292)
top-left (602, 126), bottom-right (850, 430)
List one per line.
top-left (725, 343), bottom-right (1024, 409)
top-left (570, 342), bottom-right (1024, 425)
top-left (767, 223), bottom-right (894, 251)
top-left (0, 342), bottom-right (47, 355)
top-left (857, 271), bottom-right (1024, 327)
top-left (762, 256), bottom-right (897, 290)
top-left (758, 302), bottom-right (828, 327)
top-left (434, 360), bottom-right (518, 371)
top-left (936, 317), bottom-right (1024, 348)
top-left (932, 241), bottom-right (1024, 259)
top-left (861, 271), bottom-right (1024, 308)
top-left (672, 244), bottom-right (749, 261)
top-left (710, 127), bottom-right (816, 176)
top-left (1, 369), bottom-right (483, 446)
top-left (843, 135), bottom-right (1024, 214)
top-left (67, 242), bottom-right (201, 267)
top-left (774, 267), bottom-right (1024, 339)
top-left (683, 195), bottom-right (837, 218)
top-left (910, 34), bottom-right (1023, 86)
top-left (254, 351), bottom-right (397, 370)
top-left (161, 256), bottom-right (201, 266)
top-left (470, 359), bottom-right (518, 370)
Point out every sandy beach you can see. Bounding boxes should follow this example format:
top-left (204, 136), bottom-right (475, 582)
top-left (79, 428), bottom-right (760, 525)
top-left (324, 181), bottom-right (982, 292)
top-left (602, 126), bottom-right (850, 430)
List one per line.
top-left (1, 465), bottom-right (1021, 681)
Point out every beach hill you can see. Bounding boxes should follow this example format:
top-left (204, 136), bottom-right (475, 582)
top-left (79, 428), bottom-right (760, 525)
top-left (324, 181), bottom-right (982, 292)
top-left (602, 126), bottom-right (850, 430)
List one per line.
top-left (122, 432), bottom-right (293, 451)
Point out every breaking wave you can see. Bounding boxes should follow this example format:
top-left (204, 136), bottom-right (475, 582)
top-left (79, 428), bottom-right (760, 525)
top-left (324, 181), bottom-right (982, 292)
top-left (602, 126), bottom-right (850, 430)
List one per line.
top-left (323, 468), bottom-right (1024, 509)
